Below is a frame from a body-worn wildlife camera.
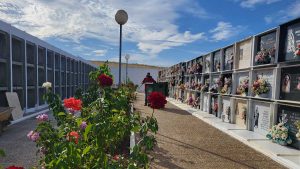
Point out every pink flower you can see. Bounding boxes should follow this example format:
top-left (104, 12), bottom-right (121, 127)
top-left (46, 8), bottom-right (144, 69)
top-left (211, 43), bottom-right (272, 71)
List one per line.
top-left (36, 114), bottom-right (49, 122)
top-left (80, 121), bottom-right (87, 130)
top-left (27, 130), bottom-right (40, 142)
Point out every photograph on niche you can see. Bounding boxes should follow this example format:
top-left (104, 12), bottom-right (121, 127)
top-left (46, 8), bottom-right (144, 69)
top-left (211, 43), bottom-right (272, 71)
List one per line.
top-left (224, 47), bottom-right (234, 70)
top-left (284, 22), bottom-right (300, 61)
top-left (280, 67), bottom-right (300, 101)
top-left (277, 105), bottom-right (300, 149)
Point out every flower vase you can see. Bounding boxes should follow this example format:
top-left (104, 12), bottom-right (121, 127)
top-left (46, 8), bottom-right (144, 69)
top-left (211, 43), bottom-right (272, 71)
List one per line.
top-left (227, 87), bottom-right (231, 94)
top-left (255, 93), bottom-right (268, 98)
top-left (259, 93), bottom-right (268, 98)
top-left (270, 56), bottom-right (275, 64)
top-left (278, 141), bottom-right (287, 146)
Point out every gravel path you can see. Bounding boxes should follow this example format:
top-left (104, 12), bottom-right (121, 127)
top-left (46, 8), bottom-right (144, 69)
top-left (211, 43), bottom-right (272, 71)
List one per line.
top-left (0, 116), bottom-right (39, 168)
top-left (0, 93), bottom-right (287, 169)
top-left (134, 93), bottom-right (286, 169)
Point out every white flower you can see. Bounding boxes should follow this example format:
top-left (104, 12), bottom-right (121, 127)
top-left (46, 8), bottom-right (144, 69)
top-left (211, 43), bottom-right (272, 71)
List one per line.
top-left (296, 132), bottom-right (300, 138)
top-left (42, 82), bottom-right (52, 89)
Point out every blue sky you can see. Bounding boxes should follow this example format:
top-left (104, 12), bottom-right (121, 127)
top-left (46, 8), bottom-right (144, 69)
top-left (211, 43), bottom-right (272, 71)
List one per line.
top-left (0, 0), bottom-right (299, 66)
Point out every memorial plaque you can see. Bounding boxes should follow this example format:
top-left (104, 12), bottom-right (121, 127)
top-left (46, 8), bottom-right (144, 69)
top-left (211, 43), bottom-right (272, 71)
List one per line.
top-left (224, 46), bottom-right (234, 71)
top-left (222, 97), bottom-right (231, 123)
top-left (237, 39), bottom-right (252, 69)
top-left (253, 69), bottom-right (274, 98)
top-left (280, 66), bottom-right (300, 101)
top-left (203, 94), bottom-right (209, 112)
top-left (251, 101), bottom-right (271, 135)
top-left (213, 51), bottom-right (221, 72)
top-left (277, 105), bottom-right (300, 149)
top-left (283, 22), bottom-right (300, 61)
top-left (235, 100), bottom-right (247, 129)
top-left (204, 54), bottom-right (211, 73)
top-left (5, 92), bottom-right (24, 120)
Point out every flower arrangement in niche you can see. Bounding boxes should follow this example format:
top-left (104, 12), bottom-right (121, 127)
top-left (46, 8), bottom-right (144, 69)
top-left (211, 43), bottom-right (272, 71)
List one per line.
top-left (209, 84), bottom-right (218, 93)
top-left (221, 77), bottom-right (232, 94)
top-left (236, 78), bottom-right (249, 96)
top-left (266, 122), bottom-right (292, 146)
top-left (295, 120), bottom-right (300, 139)
top-left (201, 83), bottom-right (209, 92)
top-left (294, 44), bottom-right (300, 57)
top-left (255, 47), bottom-right (275, 65)
top-left (252, 78), bottom-right (270, 96)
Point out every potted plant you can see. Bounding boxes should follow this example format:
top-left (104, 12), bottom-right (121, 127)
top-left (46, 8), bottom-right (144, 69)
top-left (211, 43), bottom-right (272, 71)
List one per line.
top-left (266, 122), bottom-right (293, 146)
top-left (252, 78), bottom-right (270, 97)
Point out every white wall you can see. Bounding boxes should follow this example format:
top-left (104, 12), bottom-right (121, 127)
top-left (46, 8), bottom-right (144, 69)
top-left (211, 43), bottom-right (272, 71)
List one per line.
top-left (109, 65), bottom-right (159, 92)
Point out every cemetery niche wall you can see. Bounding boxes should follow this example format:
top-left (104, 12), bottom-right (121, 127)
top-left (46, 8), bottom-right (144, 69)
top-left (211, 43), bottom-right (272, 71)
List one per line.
top-left (158, 17), bottom-right (300, 150)
top-left (0, 20), bottom-right (97, 115)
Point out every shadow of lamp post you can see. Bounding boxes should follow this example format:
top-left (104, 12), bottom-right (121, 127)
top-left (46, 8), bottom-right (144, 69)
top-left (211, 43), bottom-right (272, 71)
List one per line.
top-left (125, 54), bottom-right (130, 84)
top-left (115, 9), bottom-right (128, 87)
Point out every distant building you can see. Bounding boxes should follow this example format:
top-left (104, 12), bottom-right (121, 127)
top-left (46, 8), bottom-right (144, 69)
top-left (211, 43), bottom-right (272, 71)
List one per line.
top-left (91, 61), bottom-right (164, 92)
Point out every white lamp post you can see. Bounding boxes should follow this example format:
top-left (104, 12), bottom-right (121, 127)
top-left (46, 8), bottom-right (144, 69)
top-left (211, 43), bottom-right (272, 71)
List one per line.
top-left (125, 54), bottom-right (130, 84)
top-left (115, 9), bottom-right (128, 87)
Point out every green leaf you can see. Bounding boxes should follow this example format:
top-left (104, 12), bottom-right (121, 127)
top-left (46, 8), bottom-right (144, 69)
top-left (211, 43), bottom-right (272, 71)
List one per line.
top-left (0, 149), bottom-right (5, 157)
top-left (58, 112), bottom-right (66, 116)
top-left (84, 124), bottom-right (92, 141)
top-left (131, 125), bottom-right (140, 132)
top-left (83, 146), bottom-right (91, 155)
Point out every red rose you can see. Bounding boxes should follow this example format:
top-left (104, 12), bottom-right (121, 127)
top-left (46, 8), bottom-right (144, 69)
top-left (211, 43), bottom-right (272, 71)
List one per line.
top-left (147, 92), bottom-right (167, 109)
top-left (6, 166), bottom-right (24, 169)
top-left (98, 74), bottom-right (113, 87)
top-left (63, 97), bottom-right (82, 111)
top-left (68, 131), bottom-right (79, 144)
top-left (113, 155), bottom-right (119, 161)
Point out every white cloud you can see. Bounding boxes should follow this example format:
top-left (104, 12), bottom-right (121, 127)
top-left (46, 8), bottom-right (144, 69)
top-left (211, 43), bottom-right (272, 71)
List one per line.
top-left (93, 49), bottom-right (107, 56)
top-left (0, 0), bottom-right (206, 56)
top-left (264, 1), bottom-right (300, 24)
top-left (210, 21), bottom-right (245, 41)
top-left (236, 0), bottom-right (281, 8)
